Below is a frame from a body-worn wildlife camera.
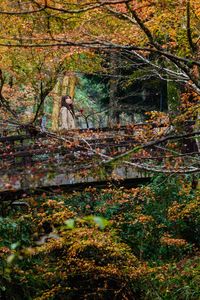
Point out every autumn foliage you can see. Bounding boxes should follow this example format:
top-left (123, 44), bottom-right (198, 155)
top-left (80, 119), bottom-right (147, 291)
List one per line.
top-left (0, 1), bottom-right (200, 299)
top-left (0, 174), bottom-right (199, 299)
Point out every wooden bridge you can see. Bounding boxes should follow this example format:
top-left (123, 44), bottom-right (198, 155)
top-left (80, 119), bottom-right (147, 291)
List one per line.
top-left (0, 124), bottom-right (154, 194)
top-left (0, 121), bottom-right (199, 206)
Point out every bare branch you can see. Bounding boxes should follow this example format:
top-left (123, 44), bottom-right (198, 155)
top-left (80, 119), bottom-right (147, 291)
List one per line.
top-left (0, 0), bottom-right (131, 15)
top-left (104, 131), bottom-right (200, 165)
top-left (45, 0), bottom-right (132, 14)
top-left (186, 0), bottom-right (196, 52)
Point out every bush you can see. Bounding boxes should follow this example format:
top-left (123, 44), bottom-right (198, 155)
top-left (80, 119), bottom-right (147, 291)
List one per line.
top-left (0, 174), bottom-right (199, 299)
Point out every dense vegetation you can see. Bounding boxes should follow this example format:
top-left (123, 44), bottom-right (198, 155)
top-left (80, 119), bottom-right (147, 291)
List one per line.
top-left (0, 1), bottom-right (199, 299)
top-left (0, 175), bottom-right (199, 299)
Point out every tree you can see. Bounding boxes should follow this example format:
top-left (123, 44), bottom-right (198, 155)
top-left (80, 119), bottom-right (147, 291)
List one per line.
top-left (0, 0), bottom-right (199, 174)
top-left (0, 0), bottom-right (199, 102)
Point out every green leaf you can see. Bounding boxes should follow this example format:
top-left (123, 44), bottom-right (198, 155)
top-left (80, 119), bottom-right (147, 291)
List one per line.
top-left (64, 219), bottom-right (75, 229)
top-left (84, 216), bottom-right (109, 230)
top-left (93, 216), bottom-right (109, 230)
top-left (7, 254), bottom-right (16, 264)
top-left (10, 242), bottom-right (20, 250)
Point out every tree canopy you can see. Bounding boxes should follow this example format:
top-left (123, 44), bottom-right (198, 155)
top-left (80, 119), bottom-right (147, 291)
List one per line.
top-left (0, 0), bottom-right (199, 90)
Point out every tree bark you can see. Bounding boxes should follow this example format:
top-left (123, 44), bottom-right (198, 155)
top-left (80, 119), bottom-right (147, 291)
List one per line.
top-left (109, 51), bottom-right (120, 127)
top-left (69, 75), bottom-right (77, 98)
top-left (51, 77), bottom-right (63, 131)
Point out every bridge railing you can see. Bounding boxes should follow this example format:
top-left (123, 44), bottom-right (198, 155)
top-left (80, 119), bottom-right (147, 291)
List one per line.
top-left (0, 125), bottom-right (155, 193)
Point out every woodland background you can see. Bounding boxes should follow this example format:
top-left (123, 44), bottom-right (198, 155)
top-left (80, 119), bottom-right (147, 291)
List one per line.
top-left (0, 1), bottom-right (200, 299)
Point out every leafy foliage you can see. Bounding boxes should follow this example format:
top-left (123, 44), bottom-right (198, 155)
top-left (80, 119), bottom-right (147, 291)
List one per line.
top-left (0, 175), bottom-right (199, 299)
top-left (0, 1), bottom-right (199, 299)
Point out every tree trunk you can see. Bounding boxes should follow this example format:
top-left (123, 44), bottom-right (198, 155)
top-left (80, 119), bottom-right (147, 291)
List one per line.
top-left (51, 77), bottom-right (63, 131)
top-left (62, 75), bottom-right (69, 97)
top-left (160, 79), bottom-right (168, 111)
top-left (195, 106), bottom-right (200, 152)
top-left (69, 75), bottom-right (77, 98)
top-left (109, 51), bottom-right (120, 127)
